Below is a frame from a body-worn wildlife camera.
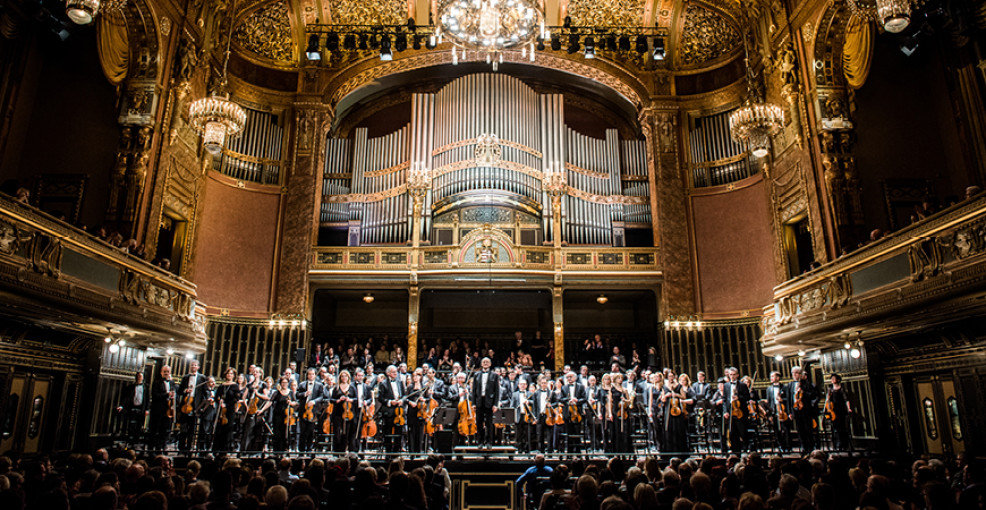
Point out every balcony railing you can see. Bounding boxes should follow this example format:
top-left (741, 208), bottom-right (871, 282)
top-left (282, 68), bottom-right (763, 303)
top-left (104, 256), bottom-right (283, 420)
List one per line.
top-left (0, 194), bottom-right (206, 350)
top-left (761, 193), bottom-right (986, 356)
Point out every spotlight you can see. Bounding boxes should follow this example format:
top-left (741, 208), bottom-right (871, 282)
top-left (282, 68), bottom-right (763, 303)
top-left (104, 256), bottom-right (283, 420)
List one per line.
top-left (65, 0), bottom-right (99, 25)
top-left (325, 33), bottom-right (340, 52)
top-left (774, 354), bottom-right (784, 362)
top-left (850, 348), bottom-right (862, 359)
top-left (343, 34), bottom-right (356, 50)
top-left (619, 35), bottom-right (631, 51)
top-left (407, 18), bottom-right (416, 31)
top-left (584, 36), bottom-right (595, 59)
top-left (358, 34), bottom-right (369, 50)
top-left (306, 34), bottom-right (321, 61)
top-left (166, 348), bottom-right (175, 355)
top-left (413, 35), bottom-right (422, 50)
top-left (563, 15), bottom-right (572, 28)
top-left (363, 293), bottom-right (375, 303)
top-left (596, 294), bottom-right (608, 304)
top-left (536, 37), bottom-right (545, 51)
top-left (380, 36), bottom-right (393, 60)
top-left (426, 34), bottom-right (437, 49)
top-left (635, 35), bottom-right (648, 54)
top-left (108, 343), bottom-right (120, 353)
top-left (606, 36), bottom-right (617, 51)
top-left (550, 35), bottom-right (561, 51)
top-left (394, 34), bottom-right (407, 52)
top-left (652, 36), bottom-right (665, 60)
top-left (567, 34), bottom-right (580, 54)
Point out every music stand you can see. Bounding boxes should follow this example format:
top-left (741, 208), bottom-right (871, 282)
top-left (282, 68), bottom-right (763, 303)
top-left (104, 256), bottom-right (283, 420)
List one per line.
top-left (493, 408), bottom-right (516, 425)
top-left (434, 408), bottom-right (457, 427)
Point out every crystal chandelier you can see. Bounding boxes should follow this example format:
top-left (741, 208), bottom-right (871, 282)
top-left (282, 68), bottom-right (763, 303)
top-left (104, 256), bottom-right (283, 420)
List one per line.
top-left (847, 0), bottom-right (912, 33)
top-left (437, 0), bottom-right (544, 70)
top-left (729, 33), bottom-right (785, 159)
top-left (189, 0), bottom-right (246, 155)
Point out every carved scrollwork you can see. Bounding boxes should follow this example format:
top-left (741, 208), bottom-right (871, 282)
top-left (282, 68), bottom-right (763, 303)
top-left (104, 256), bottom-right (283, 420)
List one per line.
top-left (945, 225), bottom-right (986, 260)
top-left (678, 4), bottom-right (742, 67)
top-left (28, 233), bottom-right (61, 277)
top-left (908, 238), bottom-right (943, 282)
top-left (775, 273), bottom-right (853, 325)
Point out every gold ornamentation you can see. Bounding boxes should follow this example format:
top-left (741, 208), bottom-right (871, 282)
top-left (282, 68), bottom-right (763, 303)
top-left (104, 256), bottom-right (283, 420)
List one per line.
top-left (565, 162), bottom-right (610, 180)
top-left (233, 1), bottom-right (295, 63)
top-left (567, 0), bottom-right (645, 28)
top-left (431, 159), bottom-right (543, 180)
top-left (329, 0), bottom-right (406, 25)
top-left (566, 186), bottom-right (649, 205)
top-left (678, 4), bottom-right (741, 66)
top-left (433, 137), bottom-right (542, 158)
top-left (366, 161), bottom-right (410, 178)
top-left (324, 184), bottom-right (408, 203)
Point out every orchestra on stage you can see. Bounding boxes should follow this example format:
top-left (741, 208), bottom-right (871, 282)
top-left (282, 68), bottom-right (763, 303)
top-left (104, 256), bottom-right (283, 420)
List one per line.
top-left (117, 353), bottom-right (854, 456)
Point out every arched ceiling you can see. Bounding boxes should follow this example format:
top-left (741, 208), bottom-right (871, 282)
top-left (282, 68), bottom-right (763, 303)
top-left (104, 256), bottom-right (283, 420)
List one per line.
top-left (230, 0), bottom-right (745, 72)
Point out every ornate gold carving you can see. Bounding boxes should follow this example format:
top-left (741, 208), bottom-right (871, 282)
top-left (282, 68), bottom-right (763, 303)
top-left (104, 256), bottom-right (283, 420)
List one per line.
top-left (233, 1), bottom-right (295, 63)
top-left (431, 159), bottom-right (543, 181)
top-left (433, 137), bottom-right (543, 159)
top-left (366, 161), bottom-right (410, 178)
top-left (568, 0), bottom-right (645, 28)
top-left (775, 273), bottom-right (852, 326)
top-left (329, 0), bottom-right (407, 25)
top-left (324, 184), bottom-right (408, 203)
top-left (565, 162), bottom-right (610, 180)
top-left (678, 4), bottom-right (741, 67)
top-left (908, 239), bottom-right (942, 282)
top-left (566, 186), bottom-right (649, 205)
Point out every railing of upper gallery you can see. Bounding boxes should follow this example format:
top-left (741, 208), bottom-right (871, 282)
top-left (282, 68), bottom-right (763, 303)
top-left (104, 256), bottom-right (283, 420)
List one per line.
top-left (0, 193), bottom-right (206, 349)
top-left (215, 105), bottom-right (284, 185)
top-left (320, 73), bottom-right (653, 248)
top-left (688, 108), bottom-right (757, 188)
top-left (761, 193), bottom-right (986, 356)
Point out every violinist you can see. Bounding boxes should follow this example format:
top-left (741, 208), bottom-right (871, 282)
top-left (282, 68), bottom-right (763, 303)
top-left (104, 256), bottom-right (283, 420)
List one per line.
top-left (599, 373), bottom-right (623, 453)
top-left (663, 374), bottom-right (694, 454)
top-left (214, 368), bottom-right (240, 452)
top-left (352, 368), bottom-right (374, 452)
top-left (445, 372), bottom-right (468, 448)
top-left (511, 379), bottom-right (534, 453)
top-left (379, 365), bottom-right (406, 453)
top-left (584, 375), bottom-right (601, 452)
top-left (331, 369), bottom-right (359, 452)
top-left (764, 371), bottom-right (791, 452)
top-left (471, 357), bottom-right (501, 449)
top-left (645, 372), bottom-right (665, 453)
top-left (240, 371), bottom-right (270, 452)
top-left (826, 373), bottom-right (852, 451)
top-left (533, 376), bottom-right (554, 453)
top-left (150, 364), bottom-right (175, 451)
top-left (555, 372), bottom-right (586, 453)
top-left (196, 376), bottom-right (219, 451)
top-left (787, 365), bottom-right (819, 453)
top-left (613, 372), bottom-right (632, 453)
top-left (270, 376), bottom-right (297, 452)
top-left (405, 370), bottom-right (426, 453)
top-left (714, 367), bottom-right (749, 453)
top-left (297, 368), bottom-right (324, 452)
top-left (178, 361), bottom-right (206, 452)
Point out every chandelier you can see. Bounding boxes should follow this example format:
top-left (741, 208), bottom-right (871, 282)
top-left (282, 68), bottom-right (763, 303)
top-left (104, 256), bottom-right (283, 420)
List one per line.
top-left (728, 32), bottom-right (785, 159)
top-left (188, 0), bottom-right (247, 155)
top-left (64, 0), bottom-right (124, 25)
top-left (437, 0), bottom-right (544, 70)
top-left (847, 0), bottom-right (912, 33)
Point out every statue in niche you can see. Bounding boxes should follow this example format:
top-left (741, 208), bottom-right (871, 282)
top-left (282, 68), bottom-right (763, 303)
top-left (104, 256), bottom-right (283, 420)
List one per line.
top-left (475, 238), bottom-right (498, 263)
top-left (656, 112), bottom-right (676, 153)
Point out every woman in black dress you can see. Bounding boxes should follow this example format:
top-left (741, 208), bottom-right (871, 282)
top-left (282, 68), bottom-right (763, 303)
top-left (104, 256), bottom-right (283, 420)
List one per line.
top-left (662, 373), bottom-right (694, 454)
top-left (331, 369), bottom-right (358, 452)
top-left (270, 377), bottom-right (297, 451)
top-left (215, 368), bottom-right (240, 452)
top-left (405, 371), bottom-right (426, 453)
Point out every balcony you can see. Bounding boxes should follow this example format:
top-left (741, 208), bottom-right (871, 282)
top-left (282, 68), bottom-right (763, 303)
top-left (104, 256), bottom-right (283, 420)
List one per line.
top-left (0, 194), bottom-right (206, 352)
top-left (761, 194), bottom-right (986, 356)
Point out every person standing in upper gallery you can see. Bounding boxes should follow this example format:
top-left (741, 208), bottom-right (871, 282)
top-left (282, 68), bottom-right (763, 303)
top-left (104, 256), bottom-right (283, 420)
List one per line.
top-left (610, 346), bottom-right (626, 369)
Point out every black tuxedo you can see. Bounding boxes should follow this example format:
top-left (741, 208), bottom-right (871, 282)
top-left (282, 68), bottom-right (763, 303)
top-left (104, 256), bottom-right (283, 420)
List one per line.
top-left (150, 377), bottom-right (175, 450)
top-left (176, 373), bottom-right (205, 451)
top-left (765, 383), bottom-right (791, 451)
top-left (554, 383), bottom-right (587, 452)
top-left (378, 377), bottom-right (407, 452)
top-left (119, 382), bottom-right (148, 443)
top-left (787, 378), bottom-right (819, 452)
top-left (297, 379), bottom-right (324, 452)
top-left (718, 380), bottom-right (750, 452)
top-left (471, 370), bottom-right (500, 447)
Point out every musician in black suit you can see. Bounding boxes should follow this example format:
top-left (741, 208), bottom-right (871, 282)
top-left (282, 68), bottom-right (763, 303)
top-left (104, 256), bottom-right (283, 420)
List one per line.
top-left (510, 379), bottom-right (535, 453)
top-left (471, 357), bottom-right (500, 449)
top-left (379, 365), bottom-right (407, 453)
top-left (764, 371), bottom-right (791, 452)
top-left (150, 365), bottom-right (176, 451)
top-left (177, 361), bottom-right (206, 451)
top-left (196, 376), bottom-right (219, 450)
top-left (117, 372), bottom-right (148, 446)
top-left (554, 372), bottom-right (586, 452)
top-left (714, 367), bottom-right (750, 453)
top-left (297, 368), bottom-right (324, 452)
top-left (532, 376), bottom-right (554, 453)
top-left (787, 365), bottom-right (819, 453)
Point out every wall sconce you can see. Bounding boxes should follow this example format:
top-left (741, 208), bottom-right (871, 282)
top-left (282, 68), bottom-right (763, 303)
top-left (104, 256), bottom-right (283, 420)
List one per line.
top-left (663, 315), bottom-right (702, 331)
top-left (596, 294), bottom-right (608, 304)
top-left (268, 313), bottom-right (308, 330)
top-left (363, 293), bottom-right (375, 303)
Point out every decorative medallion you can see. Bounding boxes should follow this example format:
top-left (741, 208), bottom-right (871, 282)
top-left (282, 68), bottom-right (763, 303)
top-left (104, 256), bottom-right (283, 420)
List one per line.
top-left (329, 0), bottom-right (406, 26)
top-left (233, 1), bottom-right (295, 62)
top-left (474, 133), bottom-right (502, 166)
top-left (678, 4), bottom-right (741, 66)
top-left (568, 0), bottom-right (645, 28)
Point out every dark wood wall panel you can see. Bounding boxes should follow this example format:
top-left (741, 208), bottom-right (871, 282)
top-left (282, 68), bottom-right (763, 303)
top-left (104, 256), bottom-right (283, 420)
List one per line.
top-left (204, 318), bottom-right (308, 379)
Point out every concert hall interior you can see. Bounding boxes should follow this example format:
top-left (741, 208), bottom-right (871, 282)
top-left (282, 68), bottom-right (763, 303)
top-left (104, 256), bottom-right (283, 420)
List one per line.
top-left (1, 0), bottom-right (986, 508)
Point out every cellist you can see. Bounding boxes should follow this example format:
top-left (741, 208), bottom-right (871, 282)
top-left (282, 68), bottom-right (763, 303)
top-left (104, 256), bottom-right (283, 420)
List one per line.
top-left (330, 369), bottom-right (358, 452)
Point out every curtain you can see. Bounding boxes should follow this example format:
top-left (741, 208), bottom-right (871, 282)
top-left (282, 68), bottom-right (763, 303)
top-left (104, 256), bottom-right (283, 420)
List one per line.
top-left (97, 13), bottom-right (129, 86)
top-left (842, 14), bottom-right (874, 89)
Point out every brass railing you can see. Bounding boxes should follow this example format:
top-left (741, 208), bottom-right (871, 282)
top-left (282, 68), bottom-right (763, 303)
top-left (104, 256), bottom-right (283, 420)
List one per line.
top-left (762, 194), bottom-right (986, 355)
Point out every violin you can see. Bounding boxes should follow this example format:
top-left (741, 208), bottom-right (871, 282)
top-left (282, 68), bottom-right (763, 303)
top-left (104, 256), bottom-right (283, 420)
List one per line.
top-left (457, 394), bottom-right (477, 436)
top-left (167, 394), bottom-right (175, 419)
top-left (303, 401), bottom-right (315, 421)
top-left (568, 402), bottom-right (583, 423)
top-left (342, 400), bottom-right (354, 421)
top-left (422, 397), bottom-right (439, 435)
top-left (394, 404), bottom-right (406, 426)
top-left (247, 394), bottom-right (260, 415)
top-left (670, 396), bottom-right (684, 417)
top-left (794, 387), bottom-right (805, 411)
top-left (181, 394), bottom-right (194, 415)
top-left (550, 404), bottom-right (565, 425)
top-left (825, 396), bottom-right (837, 422)
top-left (523, 399), bottom-right (537, 424)
top-left (285, 405), bottom-right (297, 427)
top-left (731, 399), bottom-right (744, 418)
top-left (777, 401), bottom-right (790, 422)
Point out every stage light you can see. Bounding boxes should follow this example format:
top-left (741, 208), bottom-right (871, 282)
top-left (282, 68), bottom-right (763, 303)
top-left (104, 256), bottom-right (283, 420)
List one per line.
top-left (596, 294), bottom-right (608, 304)
top-left (567, 34), bottom-right (580, 54)
top-left (850, 348), bottom-right (862, 359)
top-left (635, 35), bottom-right (648, 54)
top-left (343, 34), bottom-right (356, 50)
top-left (584, 36), bottom-right (595, 59)
top-left (363, 293), bottom-right (375, 303)
top-left (108, 343), bottom-right (120, 353)
top-left (306, 34), bottom-right (321, 61)
top-left (118, 339), bottom-right (126, 346)
top-left (652, 36), bottom-right (665, 60)
top-left (380, 36), bottom-right (393, 60)
top-left (844, 341), bottom-right (852, 350)
top-left (325, 33), bottom-right (339, 52)
top-left (550, 35), bottom-right (561, 51)
top-left (619, 35), bottom-right (631, 51)
top-left (104, 337), bottom-right (112, 343)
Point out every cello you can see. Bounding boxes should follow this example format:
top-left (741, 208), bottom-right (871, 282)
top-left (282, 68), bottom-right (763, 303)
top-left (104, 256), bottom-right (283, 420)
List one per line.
top-left (322, 402), bottom-right (334, 434)
top-left (360, 388), bottom-right (378, 439)
top-left (457, 393), bottom-right (477, 437)
top-left (421, 396), bottom-right (439, 435)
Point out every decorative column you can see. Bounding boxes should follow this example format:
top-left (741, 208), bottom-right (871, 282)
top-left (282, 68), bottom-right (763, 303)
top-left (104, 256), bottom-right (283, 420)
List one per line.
top-left (639, 106), bottom-right (695, 316)
top-left (407, 163), bottom-right (431, 269)
top-left (544, 172), bottom-right (567, 251)
top-left (275, 102), bottom-right (332, 315)
top-left (408, 286), bottom-right (420, 369)
top-left (552, 286), bottom-right (564, 372)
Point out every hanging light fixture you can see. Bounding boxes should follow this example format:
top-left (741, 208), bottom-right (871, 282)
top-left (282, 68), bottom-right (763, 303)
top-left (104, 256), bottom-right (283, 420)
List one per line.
top-left (363, 293), bottom-right (375, 303)
top-left (596, 294), bottom-right (608, 304)
top-left (189, 0), bottom-right (247, 155)
top-left (65, 0), bottom-right (100, 24)
top-left (436, 0), bottom-right (544, 71)
top-left (847, 0), bottom-right (912, 34)
top-left (728, 32), bottom-right (785, 158)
